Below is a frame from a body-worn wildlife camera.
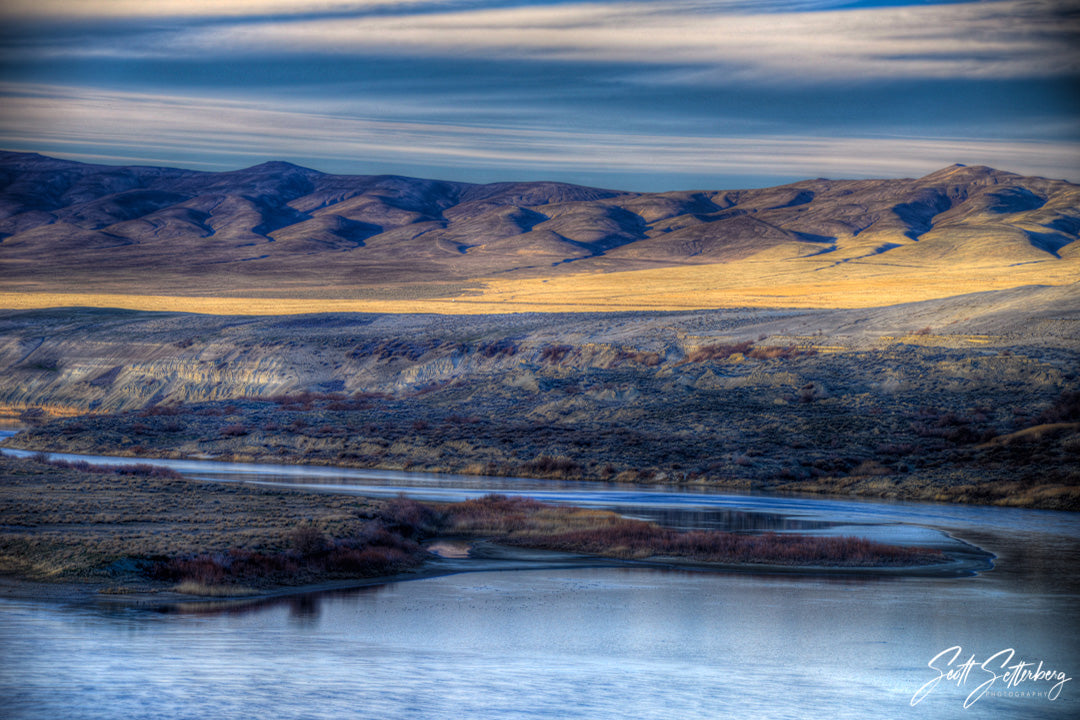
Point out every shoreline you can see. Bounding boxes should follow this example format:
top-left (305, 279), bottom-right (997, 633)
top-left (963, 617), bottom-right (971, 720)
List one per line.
top-left (0, 450), bottom-right (996, 611)
top-left (0, 538), bottom-right (994, 612)
top-left (3, 440), bottom-right (1075, 514)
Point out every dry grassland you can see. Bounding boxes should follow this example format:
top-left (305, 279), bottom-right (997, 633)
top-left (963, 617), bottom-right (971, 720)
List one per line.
top-left (471, 255), bottom-right (1080, 311)
top-left (0, 454), bottom-right (387, 586)
top-left (3, 251), bottom-right (1077, 315)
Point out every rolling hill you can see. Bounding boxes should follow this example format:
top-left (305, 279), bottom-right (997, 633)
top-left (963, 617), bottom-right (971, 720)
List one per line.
top-left (1, 152), bottom-right (1077, 312)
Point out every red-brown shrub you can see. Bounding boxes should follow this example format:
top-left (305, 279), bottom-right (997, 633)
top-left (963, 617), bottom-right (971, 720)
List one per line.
top-left (540, 344), bottom-right (574, 363)
top-left (219, 423), bottom-right (248, 437)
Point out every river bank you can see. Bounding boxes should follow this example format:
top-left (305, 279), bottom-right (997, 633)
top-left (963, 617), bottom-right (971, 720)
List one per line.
top-left (0, 453), bottom-right (985, 607)
top-left (7, 377), bottom-right (1078, 511)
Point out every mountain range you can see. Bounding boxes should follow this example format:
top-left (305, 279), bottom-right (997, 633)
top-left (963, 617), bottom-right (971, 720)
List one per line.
top-left (1, 152), bottom-right (1077, 308)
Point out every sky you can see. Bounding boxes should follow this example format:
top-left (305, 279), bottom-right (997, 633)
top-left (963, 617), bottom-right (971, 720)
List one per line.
top-left (0, 0), bottom-right (1077, 191)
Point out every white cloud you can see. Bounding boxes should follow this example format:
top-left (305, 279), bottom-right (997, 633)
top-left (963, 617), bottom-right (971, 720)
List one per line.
top-left (23, 0), bottom-right (1076, 81)
top-left (3, 83), bottom-right (1077, 183)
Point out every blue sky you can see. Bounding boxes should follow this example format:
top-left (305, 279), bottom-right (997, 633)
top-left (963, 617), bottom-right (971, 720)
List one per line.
top-left (0, 0), bottom-right (1077, 190)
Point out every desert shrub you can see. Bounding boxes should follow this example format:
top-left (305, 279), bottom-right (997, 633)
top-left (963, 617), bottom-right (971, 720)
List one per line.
top-left (796, 382), bottom-right (827, 403)
top-left (684, 342), bottom-right (815, 363)
top-left (272, 391), bottom-right (326, 405)
top-left (271, 391), bottom-right (344, 411)
top-left (139, 404), bottom-right (183, 417)
top-left (326, 399), bottom-right (370, 411)
top-left (778, 466), bottom-right (810, 480)
top-left (911, 408), bottom-right (980, 444)
top-left (380, 497), bottom-right (441, 538)
top-left (540, 344), bottom-right (574, 363)
top-left (153, 549), bottom-right (302, 585)
top-left (523, 454), bottom-right (581, 477)
top-left (354, 391), bottom-right (392, 402)
top-left (747, 345), bottom-right (817, 360)
top-left (876, 443), bottom-right (916, 456)
top-left (613, 348), bottom-right (663, 366)
top-left (156, 555), bottom-right (228, 585)
top-left (442, 494), bottom-right (547, 533)
top-left (444, 495), bottom-right (942, 567)
top-left (18, 408), bottom-right (48, 425)
top-left (1036, 391), bottom-right (1080, 424)
top-left (324, 545), bottom-right (412, 575)
top-left (683, 342), bottom-right (754, 363)
top-left (290, 524), bottom-right (328, 555)
top-left (477, 340), bottom-right (518, 358)
top-left (850, 460), bottom-right (892, 476)
top-left (33, 456), bottom-right (183, 479)
top-left (219, 423), bottom-right (248, 437)
top-left (153, 520), bottom-right (427, 587)
top-left (412, 380), bottom-right (452, 396)
top-left (593, 521), bottom-right (929, 565)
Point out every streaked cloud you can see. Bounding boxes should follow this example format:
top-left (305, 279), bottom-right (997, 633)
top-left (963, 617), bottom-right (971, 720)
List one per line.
top-left (0, 1), bottom-right (1076, 187)
top-left (11, 1), bottom-right (1077, 80)
top-left (3, 83), bottom-right (1076, 187)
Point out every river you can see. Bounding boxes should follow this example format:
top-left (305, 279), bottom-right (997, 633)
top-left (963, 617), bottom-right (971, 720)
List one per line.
top-left (1, 443), bottom-right (1078, 718)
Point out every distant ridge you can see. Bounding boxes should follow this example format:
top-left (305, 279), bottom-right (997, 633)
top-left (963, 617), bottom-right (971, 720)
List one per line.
top-left (1, 152), bottom-right (1077, 311)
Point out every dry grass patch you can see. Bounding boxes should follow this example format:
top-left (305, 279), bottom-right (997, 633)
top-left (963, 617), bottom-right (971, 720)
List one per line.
top-left (0, 454), bottom-right (391, 587)
top-left (441, 495), bottom-right (944, 567)
top-left (173, 582), bottom-right (260, 597)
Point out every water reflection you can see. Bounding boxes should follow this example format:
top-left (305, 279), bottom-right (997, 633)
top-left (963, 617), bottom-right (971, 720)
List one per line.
top-left (3, 568), bottom-right (1078, 720)
top-left (286, 593), bottom-right (320, 624)
top-left (615, 506), bottom-right (836, 532)
top-left (957, 528), bottom-right (1080, 596)
top-left (196, 583), bottom-right (389, 620)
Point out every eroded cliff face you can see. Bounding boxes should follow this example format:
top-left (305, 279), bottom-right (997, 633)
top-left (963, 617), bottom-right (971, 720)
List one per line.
top-left (0, 310), bottom-right (679, 414)
top-left (2, 285), bottom-right (1078, 417)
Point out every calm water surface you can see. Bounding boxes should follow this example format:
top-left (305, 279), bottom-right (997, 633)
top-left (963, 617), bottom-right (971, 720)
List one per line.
top-left (1, 441), bottom-right (1078, 718)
